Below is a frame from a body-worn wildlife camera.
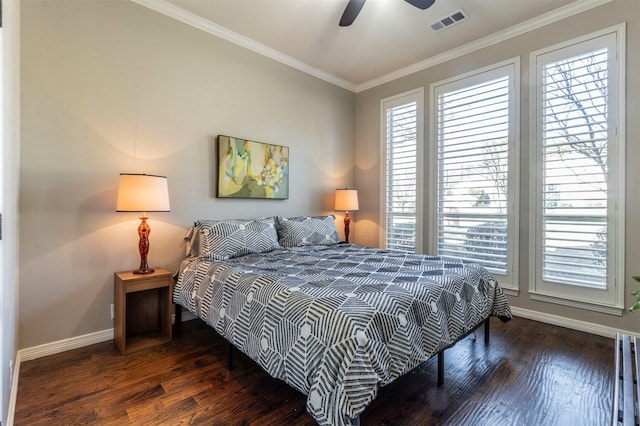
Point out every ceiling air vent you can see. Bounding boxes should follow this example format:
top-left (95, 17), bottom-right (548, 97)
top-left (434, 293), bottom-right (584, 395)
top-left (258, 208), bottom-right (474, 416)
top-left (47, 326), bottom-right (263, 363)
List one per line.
top-left (430, 9), bottom-right (468, 32)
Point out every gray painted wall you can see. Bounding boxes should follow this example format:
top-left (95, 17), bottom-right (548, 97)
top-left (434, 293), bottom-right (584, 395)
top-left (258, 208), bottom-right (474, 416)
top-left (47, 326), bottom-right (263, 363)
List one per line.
top-left (19, 1), bottom-right (355, 349)
top-left (17, 0), bottom-right (640, 357)
top-left (354, 0), bottom-right (640, 332)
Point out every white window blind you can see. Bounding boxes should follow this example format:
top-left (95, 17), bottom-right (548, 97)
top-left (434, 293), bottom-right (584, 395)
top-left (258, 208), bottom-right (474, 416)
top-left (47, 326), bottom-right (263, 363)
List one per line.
top-left (434, 72), bottom-right (513, 276)
top-left (530, 25), bottom-right (625, 313)
top-left (541, 48), bottom-right (608, 289)
top-left (383, 92), bottom-right (420, 252)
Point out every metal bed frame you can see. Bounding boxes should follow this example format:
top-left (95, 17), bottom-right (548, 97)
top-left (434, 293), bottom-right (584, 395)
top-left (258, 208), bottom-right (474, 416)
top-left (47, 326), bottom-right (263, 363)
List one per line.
top-left (175, 304), bottom-right (492, 425)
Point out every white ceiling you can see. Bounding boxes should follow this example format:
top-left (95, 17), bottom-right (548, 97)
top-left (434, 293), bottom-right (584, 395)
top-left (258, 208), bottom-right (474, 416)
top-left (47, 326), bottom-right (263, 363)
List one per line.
top-left (135, 0), bottom-right (609, 92)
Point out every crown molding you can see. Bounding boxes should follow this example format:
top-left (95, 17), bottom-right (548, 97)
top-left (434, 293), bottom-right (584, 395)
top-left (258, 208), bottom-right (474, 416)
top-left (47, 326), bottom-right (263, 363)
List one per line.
top-left (131, 0), bottom-right (357, 92)
top-left (354, 0), bottom-right (613, 92)
top-left (132, 0), bottom-right (611, 94)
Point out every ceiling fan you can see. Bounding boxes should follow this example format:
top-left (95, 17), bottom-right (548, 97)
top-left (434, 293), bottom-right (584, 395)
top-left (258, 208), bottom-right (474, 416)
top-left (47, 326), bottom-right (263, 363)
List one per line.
top-left (339, 0), bottom-right (436, 27)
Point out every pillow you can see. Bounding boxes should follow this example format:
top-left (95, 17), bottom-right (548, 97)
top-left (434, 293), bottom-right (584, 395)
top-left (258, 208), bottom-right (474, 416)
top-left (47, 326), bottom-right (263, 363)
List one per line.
top-left (195, 217), bottom-right (280, 260)
top-left (276, 215), bottom-right (340, 247)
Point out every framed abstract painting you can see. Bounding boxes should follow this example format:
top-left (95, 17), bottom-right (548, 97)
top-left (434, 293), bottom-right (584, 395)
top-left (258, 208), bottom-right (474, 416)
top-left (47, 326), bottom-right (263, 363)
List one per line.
top-left (217, 135), bottom-right (289, 199)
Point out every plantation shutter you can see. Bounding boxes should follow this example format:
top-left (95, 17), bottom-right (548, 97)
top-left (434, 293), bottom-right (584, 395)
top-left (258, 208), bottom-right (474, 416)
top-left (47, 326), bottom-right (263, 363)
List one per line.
top-left (435, 76), bottom-right (510, 275)
top-left (540, 48), bottom-right (609, 289)
top-left (385, 100), bottom-right (418, 252)
top-left (530, 27), bottom-right (624, 312)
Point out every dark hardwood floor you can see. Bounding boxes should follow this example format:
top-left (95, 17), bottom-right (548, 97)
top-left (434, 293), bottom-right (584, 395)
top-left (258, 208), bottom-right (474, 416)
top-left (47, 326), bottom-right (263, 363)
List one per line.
top-left (14, 316), bottom-right (613, 425)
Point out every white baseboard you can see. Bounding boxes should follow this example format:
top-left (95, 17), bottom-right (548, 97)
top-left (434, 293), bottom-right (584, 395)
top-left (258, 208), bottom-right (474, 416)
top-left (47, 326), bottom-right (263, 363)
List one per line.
top-left (5, 351), bottom-right (21, 426)
top-left (13, 311), bottom-right (622, 361)
top-left (510, 306), bottom-right (639, 339)
top-left (18, 311), bottom-right (197, 362)
top-left (19, 328), bottom-right (114, 363)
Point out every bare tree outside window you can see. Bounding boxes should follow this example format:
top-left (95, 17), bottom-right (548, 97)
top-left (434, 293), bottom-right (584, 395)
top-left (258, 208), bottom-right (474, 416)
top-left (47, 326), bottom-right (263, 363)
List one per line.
top-left (540, 48), bottom-right (609, 288)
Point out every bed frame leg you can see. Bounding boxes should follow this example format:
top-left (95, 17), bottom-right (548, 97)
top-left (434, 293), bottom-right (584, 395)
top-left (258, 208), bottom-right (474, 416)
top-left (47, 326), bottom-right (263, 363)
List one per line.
top-left (484, 318), bottom-right (490, 344)
top-left (227, 341), bottom-right (234, 370)
top-left (437, 351), bottom-right (444, 386)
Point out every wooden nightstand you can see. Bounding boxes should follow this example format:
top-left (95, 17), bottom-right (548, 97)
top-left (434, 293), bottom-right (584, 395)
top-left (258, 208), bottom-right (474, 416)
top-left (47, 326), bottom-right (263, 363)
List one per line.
top-left (114, 268), bottom-right (173, 355)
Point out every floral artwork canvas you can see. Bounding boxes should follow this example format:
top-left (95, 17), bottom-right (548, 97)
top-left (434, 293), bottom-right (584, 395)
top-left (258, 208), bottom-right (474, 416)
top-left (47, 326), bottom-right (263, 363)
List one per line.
top-left (217, 135), bottom-right (289, 199)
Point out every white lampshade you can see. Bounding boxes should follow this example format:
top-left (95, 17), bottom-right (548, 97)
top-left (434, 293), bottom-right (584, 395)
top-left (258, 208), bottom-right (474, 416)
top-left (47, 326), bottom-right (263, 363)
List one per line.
top-left (335, 188), bottom-right (359, 211)
top-left (116, 173), bottom-right (171, 213)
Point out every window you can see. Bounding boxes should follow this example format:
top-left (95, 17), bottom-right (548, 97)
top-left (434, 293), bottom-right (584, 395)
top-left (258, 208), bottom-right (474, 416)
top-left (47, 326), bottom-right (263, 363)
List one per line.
top-left (381, 89), bottom-right (423, 252)
top-left (530, 25), bottom-right (625, 313)
top-left (430, 60), bottom-right (519, 291)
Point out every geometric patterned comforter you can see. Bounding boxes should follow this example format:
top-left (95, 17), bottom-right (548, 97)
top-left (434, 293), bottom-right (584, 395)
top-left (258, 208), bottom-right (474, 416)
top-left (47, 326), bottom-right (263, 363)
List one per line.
top-left (173, 243), bottom-right (512, 426)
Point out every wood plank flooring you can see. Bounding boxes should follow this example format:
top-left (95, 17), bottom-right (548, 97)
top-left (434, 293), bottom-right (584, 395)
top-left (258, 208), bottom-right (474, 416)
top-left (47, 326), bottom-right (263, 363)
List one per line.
top-left (14, 316), bottom-right (613, 425)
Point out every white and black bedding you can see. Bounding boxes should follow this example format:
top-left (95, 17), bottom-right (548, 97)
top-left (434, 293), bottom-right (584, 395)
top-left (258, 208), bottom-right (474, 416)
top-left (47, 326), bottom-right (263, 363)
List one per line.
top-left (173, 232), bottom-right (512, 425)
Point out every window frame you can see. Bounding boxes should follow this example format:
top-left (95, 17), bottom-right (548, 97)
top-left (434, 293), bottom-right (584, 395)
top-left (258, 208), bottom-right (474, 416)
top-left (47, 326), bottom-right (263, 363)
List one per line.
top-left (528, 24), bottom-right (626, 315)
top-left (380, 88), bottom-right (424, 253)
top-left (429, 58), bottom-right (520, 294)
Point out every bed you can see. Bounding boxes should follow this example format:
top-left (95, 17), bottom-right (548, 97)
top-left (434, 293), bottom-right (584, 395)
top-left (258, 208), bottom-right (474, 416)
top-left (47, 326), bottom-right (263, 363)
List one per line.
top-left (173, 216), bottom-right (512, 425)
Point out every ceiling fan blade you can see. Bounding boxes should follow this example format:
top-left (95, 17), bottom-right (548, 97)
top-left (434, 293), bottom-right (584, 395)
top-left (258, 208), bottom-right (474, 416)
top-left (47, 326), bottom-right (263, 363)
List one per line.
top-left (404, 0), bottom-right (435, 10)
top-left (339, 0), bottom-right (366, 27)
